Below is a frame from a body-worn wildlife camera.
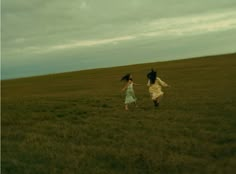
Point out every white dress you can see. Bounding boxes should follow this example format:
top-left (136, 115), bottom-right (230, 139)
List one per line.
top-left (147, 77), bottom-right (168, 100)
top-left (125, 82), bottom-right (137, 104)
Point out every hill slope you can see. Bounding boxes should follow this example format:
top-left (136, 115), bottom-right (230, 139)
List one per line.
top-left (2, 53), bottom-right (236, 174)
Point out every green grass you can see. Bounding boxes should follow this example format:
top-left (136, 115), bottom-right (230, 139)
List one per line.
top-left (2, 53), bottom-right (236, 174)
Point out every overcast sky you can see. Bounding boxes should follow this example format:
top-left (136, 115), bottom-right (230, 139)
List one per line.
top-left (2, 0), bottom-right (236, 79)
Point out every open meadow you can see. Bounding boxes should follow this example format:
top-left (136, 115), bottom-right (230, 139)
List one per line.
top-left (2, 54), bottom-right (236, 174)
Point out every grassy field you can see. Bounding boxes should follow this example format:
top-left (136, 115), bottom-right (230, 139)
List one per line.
top-left (2, 53), bottom-right (236, 174)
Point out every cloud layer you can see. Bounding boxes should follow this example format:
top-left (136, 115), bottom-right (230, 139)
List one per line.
top-left (4, 9), bottom-right (236, 55)
top-left (2, 0), bottom-right (236, 79)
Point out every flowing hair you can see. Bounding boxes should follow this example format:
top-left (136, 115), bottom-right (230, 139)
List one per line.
top-left (147, 69), bottom-right (157, 84)
top-left (121, 73), bottom-right (131, 82)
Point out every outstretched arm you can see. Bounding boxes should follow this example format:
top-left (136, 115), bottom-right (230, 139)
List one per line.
top-left (147, 80), bottom-right (151, 86)
top-left (157, 78), bottom-right (169, 87)
top-left (133, 82), bottom-right (142, 86)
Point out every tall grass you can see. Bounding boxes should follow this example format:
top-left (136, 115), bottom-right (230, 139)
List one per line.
top-left (2, 54), bottom-right (236, 174)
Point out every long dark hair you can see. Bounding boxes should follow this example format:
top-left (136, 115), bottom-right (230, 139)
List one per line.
top-left (147, 69), bottom-right (157, 84)
top-left (121, 73), bottom-right (132, 82)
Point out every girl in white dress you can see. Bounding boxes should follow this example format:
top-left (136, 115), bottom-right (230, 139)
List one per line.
top-left (121, 73), bottom-right (139, 110)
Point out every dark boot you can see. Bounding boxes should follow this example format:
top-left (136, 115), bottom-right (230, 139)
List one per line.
top-left (153, 100), bottom-right (159, 107)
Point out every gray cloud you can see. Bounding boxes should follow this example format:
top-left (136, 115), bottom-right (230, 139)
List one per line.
top-left (2, 0), bottom-right (236, 79)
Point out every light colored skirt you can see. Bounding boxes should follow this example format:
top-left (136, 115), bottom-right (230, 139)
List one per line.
top-left (125, 88), bottom-right (137, 104)
top-left (149, 85), bottom-right (164, 100)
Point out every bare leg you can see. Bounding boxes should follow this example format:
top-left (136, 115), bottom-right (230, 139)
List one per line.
top-left (134, 101), bottom-right (138, 107)
top-left (125, 104), bottom-right (128, 110)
